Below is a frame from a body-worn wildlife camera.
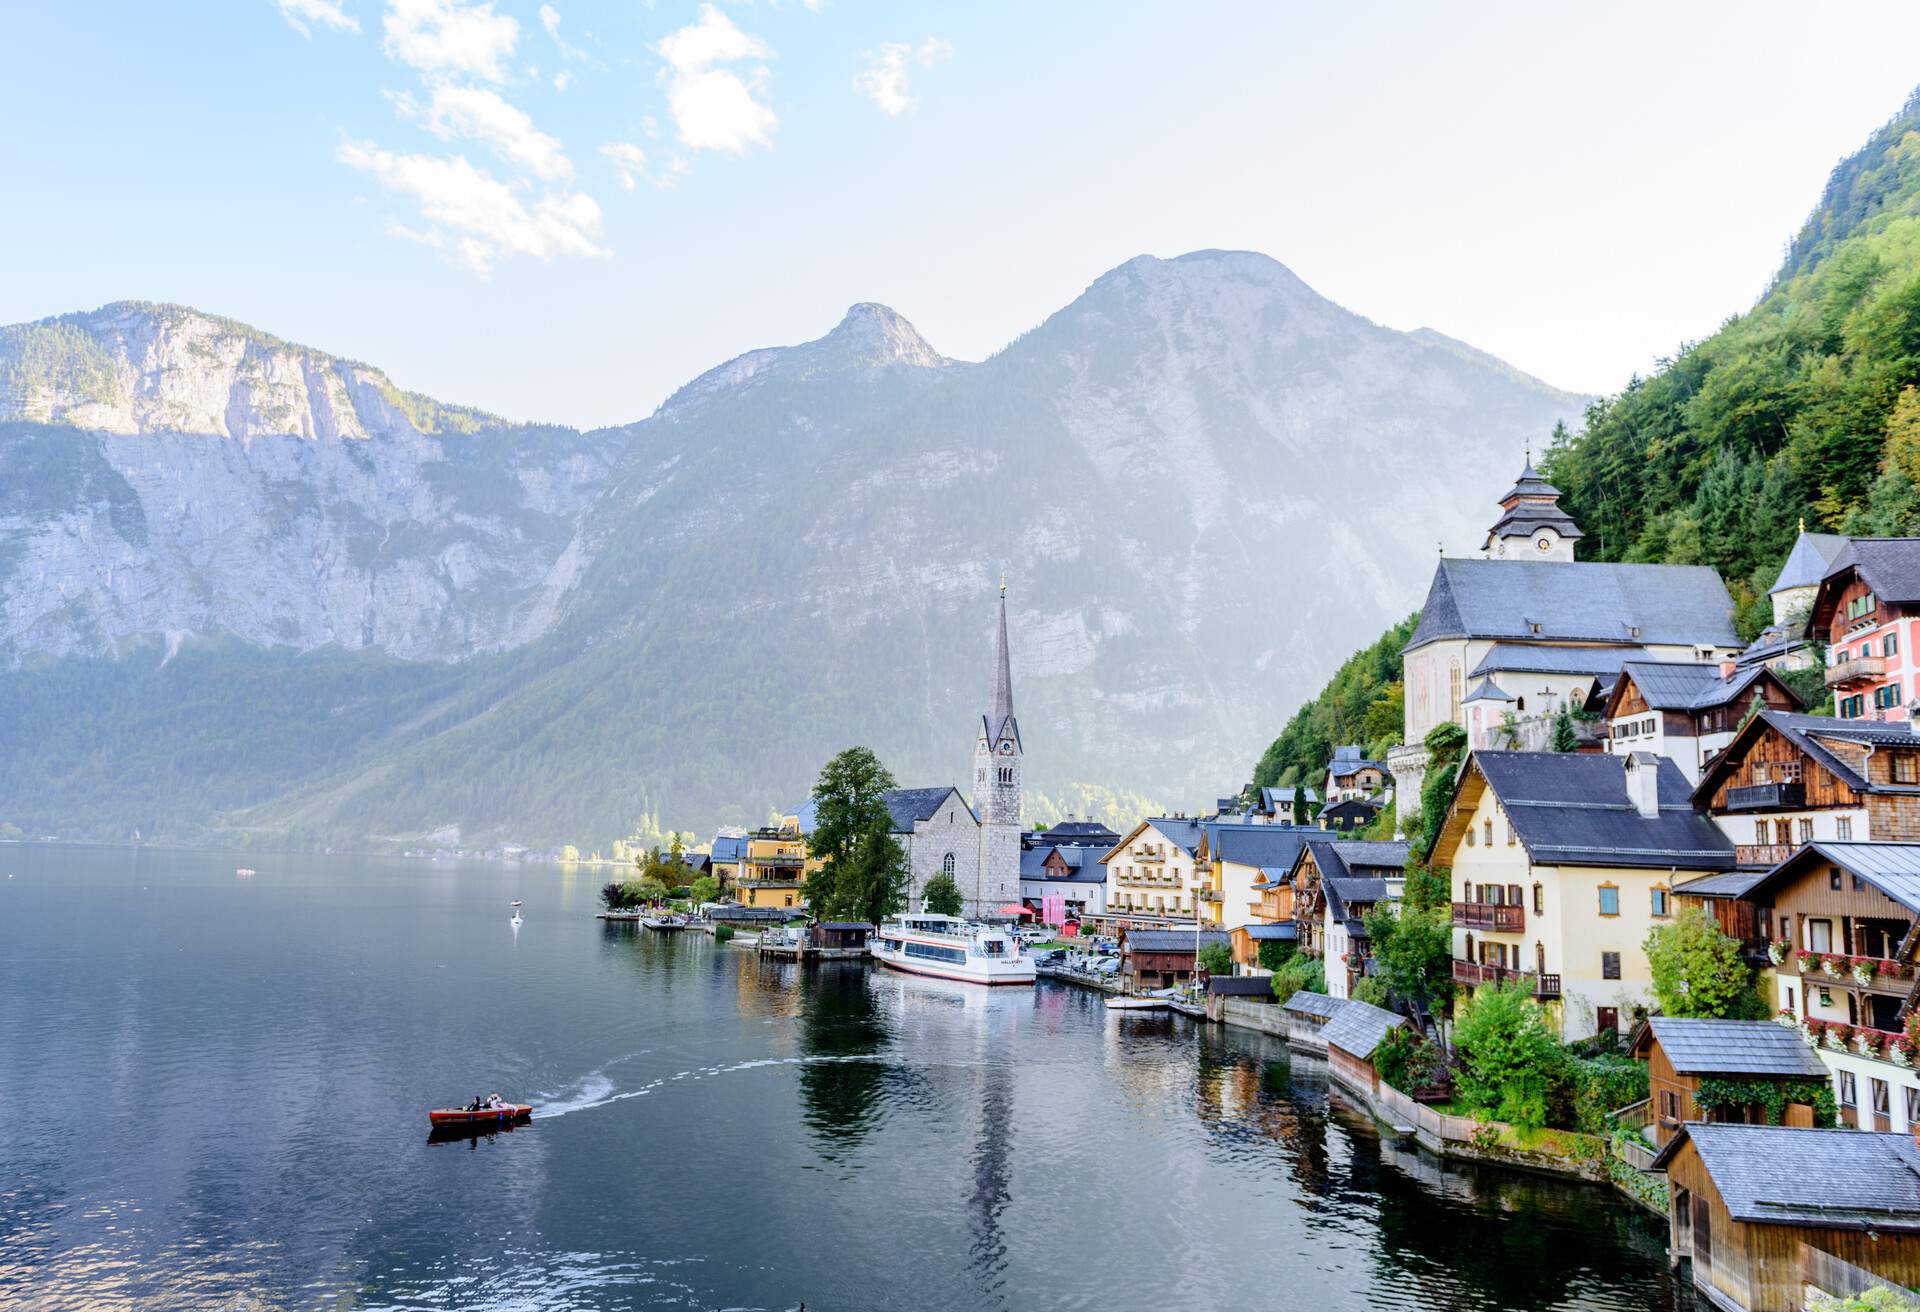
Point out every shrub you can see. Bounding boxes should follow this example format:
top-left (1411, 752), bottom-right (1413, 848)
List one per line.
top-left (713, 924), bottom-right (735, 944)
top-left (1452, 982), bottom-right (1567, 1132)
top-left (1563, 1055), bottom-right (1651, 1135)
top-left (1256, 938), bottom-right (1296, 973)
top-left (1351, 976), bottom-right (1391, 1007)
top-left (1197, 942), bottom-right (1233, 976)
top-left (1270, 954), bottom-right (1327, 1000)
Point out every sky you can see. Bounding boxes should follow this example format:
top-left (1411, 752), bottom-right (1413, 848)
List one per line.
top-left (7, 3), bottom-right (1920, 428)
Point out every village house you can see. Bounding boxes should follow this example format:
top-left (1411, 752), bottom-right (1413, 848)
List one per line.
top-left (1626, 1017), bottom-right (1830, 1148)
top-left (1692, 709), bottom-right (1920, 868)
top-left (1737, 528), bottom-right (1847, 672)
top-left (1119, 928), bottom-right (1229, 992)
top-left (1317, 798), bottom-right (1381, 833)
top-left (1810, 537), bottom-right (1920, 723)
top-left (1289, 839), bottom-right (1408, 1001)
top-left (737, 823), bottom-right (811, 909)
top-left (1229, 864), bottom-right (1299, 971)
top-left (1741, 843), bottom-right (1920, 1131)
top-left (1654, 1124), bottom-right (1920, 1312)
top-left (1320, 998), bottom-right (1416, 1097)
top-left (1603, 659), bottom-right (1802, 785)
top-left (1388, 462), bottom-right (1743, 809)
top-left (1251, 785), bottom-right (1317, 825)
top-left (1459, 647), bottom-right (1618, 752)
top-left (1324, 746), bottom-right (1388, 802)
top-left (1017, 843), bottom-right (1108, 921)
top-left (1438, 750), bottom-right (1735, 1041)
top-left (1100, 817), bottom-right (1208, 921)
top-left (1194, 824), bottom-right (1318, 933)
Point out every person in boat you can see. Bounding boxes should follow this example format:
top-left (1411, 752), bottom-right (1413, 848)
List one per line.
top-left (487, 1092), bottom-right (504, 1109)
top-left (467, 1094), bottom-right (484, 1112)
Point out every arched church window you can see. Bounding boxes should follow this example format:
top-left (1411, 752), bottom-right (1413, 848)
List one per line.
top-left (942, 853), bottom-right (955, 876)
top-left (1448, 660), bottom-right (1463, 722)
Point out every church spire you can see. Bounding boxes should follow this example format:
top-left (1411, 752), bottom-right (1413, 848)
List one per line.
top-left (988, 580), bottom-right (1014, 735)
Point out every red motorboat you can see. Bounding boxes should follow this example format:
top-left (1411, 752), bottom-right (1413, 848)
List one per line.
top-left (429, 1103), bottom-right (532, 1127)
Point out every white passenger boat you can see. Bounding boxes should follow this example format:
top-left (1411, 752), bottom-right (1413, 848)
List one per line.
top-left (870, 913), bottom-right (1036, 986)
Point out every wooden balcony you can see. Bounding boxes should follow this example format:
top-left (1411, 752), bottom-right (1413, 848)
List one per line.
top-left (1735, 843), bottom-right (1796, 867)
top-left (1451, 958), bottom-right (1562, 999)
top-left (1787, 953), bottom-right (1915, 992)
top-left (1725, 782), bottom-right (1805, 812)
top-left (1827, 654), bottom-right (1888, 689)
top-left (1452, 901), bottom-right (1524, 932)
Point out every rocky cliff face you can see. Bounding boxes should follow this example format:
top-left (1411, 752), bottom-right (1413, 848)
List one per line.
top-left (0, 254), bottom-right (1588, 844)
top-left (0, 304), bottom-right (624, 660)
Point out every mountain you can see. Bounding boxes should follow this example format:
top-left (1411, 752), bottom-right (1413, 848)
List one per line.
top-left (0, 252), bottom-right (1586, 848)
top-left (1542, 87), bottom-right (1920, 629)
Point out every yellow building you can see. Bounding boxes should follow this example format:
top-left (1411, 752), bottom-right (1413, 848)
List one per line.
top-left (736, 823), bottom-right (814, 910)
top-left (1436, 749), bottom-right (1736, 1041)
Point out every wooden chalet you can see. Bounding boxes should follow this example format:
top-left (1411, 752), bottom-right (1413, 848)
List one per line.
top-left (1626, 1017), bottom-right (1828, 1148)
top-left (1230, 872), bottom-right (1297, 969)
top-left (1604, 659), bottom-right (1801, 785)
top-left (1654, 1124), bottom-right (1920, 1312)
top-left (1694, 710), bottom-right (1920, 868)
top-left (1120, 928), bottom-right (1229, 991)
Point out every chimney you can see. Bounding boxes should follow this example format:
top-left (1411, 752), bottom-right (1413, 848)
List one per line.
top-left (1718, 658), bottom-right (1737, 679)
top-left (1625, 752), bottom-right (1660, 818)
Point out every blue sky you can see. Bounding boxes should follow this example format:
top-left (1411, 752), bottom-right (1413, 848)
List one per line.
top-left (8, 2), bottom-right (1920, 426)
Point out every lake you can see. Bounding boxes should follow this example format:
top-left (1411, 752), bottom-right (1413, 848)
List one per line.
top-left (0, 847), bottom-right (1698, 1310)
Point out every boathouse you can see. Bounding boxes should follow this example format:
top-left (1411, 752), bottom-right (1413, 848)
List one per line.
top-left (1120, 928), bottom-right (1229, 991)
top-left (808, 922), bottom-right (871, 959)
top-left (1653, 1123), bottom-right (1920, 1311)
top-left (1320, 998), bottom-right (1413, 1096)
top-left (1626, 1017), bottom-right (1830, 1148)
top-left (1279, 990), bottom-right (1344, 1051)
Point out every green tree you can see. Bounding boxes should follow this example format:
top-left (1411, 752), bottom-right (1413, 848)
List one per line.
top-left (637, 876), bottom-right (671, 905)
top-left (1197, 942), bottom-right (1232, 976)
top-left (1550, 705), bottom-right (1578, 753)
top-left (1351, 976), bottom-right (1391, 1007)
top-left (690, 874), bottom-right (719, 905)
top-left (1414, 721), bottom-right (1469, 860)
top-left (1644, 907), bottom-right (1763, 1018)
top-left (1269, 953), bottom-right (1326, 1000)
top-left (1451, 982), bottom-right (1567, 1132)
top-left (1255, 937), bottom-right (1296, 973)
top-left (805, 746), bottom-right (910, 924)
top-left (1364, 902), bottom-right (1454, 1018)
top-left (921, 871), bottom-right (964, 917)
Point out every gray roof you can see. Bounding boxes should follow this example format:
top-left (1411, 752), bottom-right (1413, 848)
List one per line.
top-left (1406, 558), bottom-right (1739, 654)
top-left (882, 786), bottom-right (969, 832)
top-left (1821, 536), bottom-right (1920, 604)
top-left (1019, 847), bottom-right (1053, 877)
top-left (1467, 752), bottom-right (1736, 870)
top-left (1211, 826), bottom-right (1318, 871)
top-left (1038, 820), bottom-right (1120, 843)
top-left (1463, 675), bottom-right (1514, 703)
top-left (1770, 531), bottom-right (1849, 595)
top-left (1330, 840), bottom-right (1408, 873)
top-left (1704, 710), bottom-right (1920, 799)
top-left (709, 835), bottom-right (746, 862)
top-left (1651, 1125), bottom-right (1920, 1232)
top-left (1470, 643), bottom-right (1653, 679)
top-left (1642, 1018), bottom-right (1828, 1078)
top-left (1280, 990), bottom-right (1344, 1019)
top-left (1124, 929), bottom-right (1231, 954)
top-left (1745, 842), bottom-right (1920, 915)
top-left (1320, 999), bottom-right (1408, 1060)
top-left (1137, 817), bottom-right (1207, 855)
top-left (1207, 975), bottom-right (1278, 996)
top-left (1672, 869), bottom-right (1771, 899)
top-left (1242, 923), bottom-right (1297, 941)
top-left (1618, 659), bottom-right (1784, 712)
top-left (1259, 785), bottom-right (1317, 806)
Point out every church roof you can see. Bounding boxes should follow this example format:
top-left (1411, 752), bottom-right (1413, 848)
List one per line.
top-left (1462, 675), bottom-right (1513, 704)
top-left (882, 787), bottom-right (971, 832)
top-left (1498, 461), bottom-right (1562, 504)
top-left (983, 586), bottom-right (1019, 749)
top-left (1769, 530), bottom-right (1849, 595)
top-left (1404, 558), bottom-right (1740, 654)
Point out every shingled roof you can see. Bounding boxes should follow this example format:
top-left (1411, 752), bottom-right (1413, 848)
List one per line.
top-left (1615, 660), bottom-right (1791, 712)
top-left (1281, 991), bottom-right (1344, 1019)
top-left (1633, 1018), bottom-right (1828, 1078)
top-left (1770, 531), bottom-right (1849, 595)
top-left (1211, 826), bottom-right (1318, 872)
top-left (1320, 999), bottom-right (1409, 1061)
top-left (1820, 537), bottom-right (1920, 606)
top-left (1456, 752), bottom-right (1735, 871)
top-left (881, 786), bottom-right (970, 831)
top-left (1207, 975), bottom-right (1279, 997)
top-left (1124, 929), bottom-right (1231, 954)
top-left (1696, 710), bottom-right (1920, 802)
top-left (1741, 842), bottom-right (1920, 914)
top-left (1470, 643), bottom-right (1653, 678)
top-left (1650, 1125), bottom-right (1920, 1231)
top-left (1405, 558), bottom-right (1739, 654)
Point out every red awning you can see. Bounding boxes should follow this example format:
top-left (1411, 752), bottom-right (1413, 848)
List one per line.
top-left (997, 903), bottom-right (1032, 918)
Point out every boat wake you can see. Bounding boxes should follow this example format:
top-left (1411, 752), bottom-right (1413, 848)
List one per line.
top-left (534, 1053), bottom-right (903, 1122)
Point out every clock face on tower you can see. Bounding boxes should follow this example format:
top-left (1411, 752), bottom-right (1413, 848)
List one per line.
top-left (1535, 535), bottom-right (1553, 553)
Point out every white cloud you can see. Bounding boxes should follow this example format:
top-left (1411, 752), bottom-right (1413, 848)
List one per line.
top-left (407, 84), bottom-right (573, 180)
top-left (276, 0), bottom-right (359, 36)
top-left (655, 5), bottom-right (776, 154)
top-left (554, 69), bottom-right (573, 91)
top-left (539, 3), bottom-right (589, 62)
top-left (337, 139), bottom-right (605, 274)
top-left (856, 37), bottom-right (950, 117)
top-left (383, 0), bottom-right (518, 83)
top-left (600, 142), bottom-right (648, 191)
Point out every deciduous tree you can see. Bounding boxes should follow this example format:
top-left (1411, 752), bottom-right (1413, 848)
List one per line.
top-left (806, 747), bottom-right (909, 924)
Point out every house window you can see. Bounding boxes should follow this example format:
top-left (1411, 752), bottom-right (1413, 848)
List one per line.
top-left (1798, 818), bottom-right (1815, 844)
top-left (1602, 951), bottom-right (1621, 980)
top-left (1830, 867), bottom-right (1844, 890)
top-left (1907, 1086), bottom-right (1920, 1127)
top-left (1899, 756), bottom-right (1919, 785)
top-left (1808, 919), bottom-right (1833, 953)
top-left (1484, 820), bottom-right (1493, 847)
top-left (1597, 1006), bottom-right (1619, 1034)
top-left (1755, 820), bottom-right (1769, 844)
top-left (1660, 1089), bottom-right (1680, 1123)
top-left (1786, 985), bottom-right (1796, 1014)
top-left (1532, 883), bottom-right (1544, 915)
top-left (1838, 817), bottom-right (1854, 840)
top-left (1873, 1079), bottom-right (1891, 1117)
top-left (1775, 819), bottom-right (1793, 846)
top-left (1507, 824), bottom-right (1517, 847)
top-left (1508, 884), bottom-right (1523, 905)
top-left (1466, 827), bottom-right (1476, 848)
top-left (1839, 1071), bottom-right (1858, 1108)
top-left (1888, 632), bottom-right (1902, 658)
top-left (1597, 885), bottom-right (1620, 917)
top-left (1651, 887), bottom-right (1670, 917)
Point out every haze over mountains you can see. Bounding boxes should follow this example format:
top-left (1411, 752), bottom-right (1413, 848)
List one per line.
top-left (0, 250), bottom-right (1585, 847)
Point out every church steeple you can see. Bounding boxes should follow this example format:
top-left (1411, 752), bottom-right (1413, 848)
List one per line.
top-left (987, 577), bottom-right (1016, 743)
top-left (973, 582), bottom-right (1023, 912)
top-left (1482, 454), bottom-right (1583, 561)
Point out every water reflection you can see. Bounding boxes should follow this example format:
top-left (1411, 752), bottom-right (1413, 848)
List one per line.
top-left (796, 965), bottom-right (895, 1155)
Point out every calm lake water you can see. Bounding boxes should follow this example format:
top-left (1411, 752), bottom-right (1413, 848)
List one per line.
top-left (1, 847), bottom-right (1699, 1311)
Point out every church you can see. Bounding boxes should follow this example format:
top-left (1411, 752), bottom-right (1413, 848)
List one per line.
top-left (796, 586), bottom-right (1026, 919)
